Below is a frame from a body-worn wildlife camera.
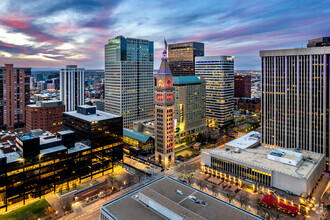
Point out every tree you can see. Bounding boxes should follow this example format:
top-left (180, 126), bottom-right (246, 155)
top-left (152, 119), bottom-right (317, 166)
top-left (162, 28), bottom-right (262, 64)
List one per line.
top-left (254, 198), bottom-right (263, 215)
top-left (45, 206), bottom-right (56, 218)
top-left (207, 136), bottom-right (213, 144)
top-left (221, 183), bottom-right (226, 191)
top-left (185, 173), bottom-right (193, 186)
top-left (211, 184), bottom-right (217, 196)
top-left (226, 190), bottom-right (235, 204)
top-left (184, 153), bottom-right (190, 160)
top-left (61, 195), bottom-right (73, 213)
top-left (271, 202), bottom-right (282, 220)
top-left (237, 191), bottom-right (249, 209)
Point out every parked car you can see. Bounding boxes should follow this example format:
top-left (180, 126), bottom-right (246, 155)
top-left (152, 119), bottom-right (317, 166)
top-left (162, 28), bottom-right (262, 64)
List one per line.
top-left (176, 190), bottom-right (183, 195)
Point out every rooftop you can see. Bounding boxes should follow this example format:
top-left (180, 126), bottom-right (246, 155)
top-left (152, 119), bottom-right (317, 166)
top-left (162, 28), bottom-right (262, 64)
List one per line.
top-left (123, 128), bottom-right (151, 143)
top-left (64, 110), bottom-right (121, 122)
top-left (173, 76), bottom-right (201, 85)
top-left (6, 152), bottom-right (21, 164)
top-left (17, 132), bottom-right (38, 141)
top-left (202, 147), bottom-right (324, 179)
top-left (101, 177), bottom-right (261, 220)
top-left (68, 142), bottom-right (90, 154)
top-left (40, 145), bottom-right (67, 155)
top-left (27, 100), bottom-right (63, 108)
top-left (57, 130), bottom-right (75, 135)
top-left (260, 46), bottom-right (330, 56)
top-left (225, 131), bottom-right (261, 149)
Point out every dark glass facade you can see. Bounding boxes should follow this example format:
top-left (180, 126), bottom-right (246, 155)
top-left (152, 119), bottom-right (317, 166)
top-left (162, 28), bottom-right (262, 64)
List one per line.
top-left (62, 107), bottom-right (124, 177)
top-left (0, 130), bottom-right (122, 213)
top-left (168, 42), bottom-right (204, 76)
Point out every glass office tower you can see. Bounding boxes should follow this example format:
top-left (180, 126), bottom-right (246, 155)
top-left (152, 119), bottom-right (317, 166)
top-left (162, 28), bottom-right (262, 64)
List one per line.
top-left (104, 36), bottom-right (154, 128)
top-left (195, 56), bottom-right (234, 128)
top-left (168, 42), bottom-right (204, 76)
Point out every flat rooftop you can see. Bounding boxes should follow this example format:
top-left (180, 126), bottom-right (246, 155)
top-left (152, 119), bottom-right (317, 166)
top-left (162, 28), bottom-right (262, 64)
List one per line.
top-left (260, 46), bottom-right (330, 56)
top-left (203, 147), bottom-right (324, 179)
top-left (101, 177), bottom-right (261, 220)
top-left (68, 142), bottom-right (90, 154)
top-left (64, 110), bottom-right (121, 122)
top-left (225, 131), bottom-right (261, 149)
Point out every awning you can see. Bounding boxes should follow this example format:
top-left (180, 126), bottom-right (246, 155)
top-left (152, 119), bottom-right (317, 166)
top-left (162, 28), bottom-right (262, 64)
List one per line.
top-left (278, 202), bottom-right (298, 214)
top-left (262, 194), bottom-right (276, 207)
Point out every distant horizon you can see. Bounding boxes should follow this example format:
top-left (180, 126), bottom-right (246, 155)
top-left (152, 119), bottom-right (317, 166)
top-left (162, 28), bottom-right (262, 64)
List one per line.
top-left (30, 68), bottom-right (261, 72)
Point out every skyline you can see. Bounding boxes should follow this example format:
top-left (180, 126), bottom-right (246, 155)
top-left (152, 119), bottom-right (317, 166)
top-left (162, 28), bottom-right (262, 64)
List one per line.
top-left (0, 0), bottom-right (329, 70)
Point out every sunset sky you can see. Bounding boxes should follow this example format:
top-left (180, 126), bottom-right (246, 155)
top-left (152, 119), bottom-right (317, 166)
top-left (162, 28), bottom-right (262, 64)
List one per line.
top-left (0, 0), bottom-right (329, 70)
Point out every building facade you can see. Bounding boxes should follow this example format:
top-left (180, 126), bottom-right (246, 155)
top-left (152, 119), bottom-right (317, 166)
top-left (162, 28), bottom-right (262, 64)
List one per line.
top-left (0, 128), bottom-right (123, 213)
top-left (0, 64), bottom-right (31, 130)
top-left (60, 65), bottom-right (85, 111)
top-left (234, 97), bottom-right (261, 113)
top-left (154, 49), bottom-right (175, 168)
top-left (234, 75), bottom-right (251, 98)
top-left (201, 147), bottom-right (325, 196)
top-left (260, 42), bottom-right (330, 169)
top-left (168, 42), bottom-right (204, 76)
top-left (26, 100), bottom-right (65, 133)
top-left (173, 76), bottom-right (206, 144)
top-left (104, 36), bottom-right (154, 128)
top-left (195, 56), bottom-right (234, 128)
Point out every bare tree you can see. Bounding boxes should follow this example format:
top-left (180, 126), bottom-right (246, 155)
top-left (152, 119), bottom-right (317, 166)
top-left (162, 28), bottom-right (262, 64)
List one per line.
top-left (254, 198), bottom-right (263, 215)
top-left (60, 195), bottom-right (73, 213)
top-left (237, 191), bottom-right (249, 209)
top-left (271, 202), bottom-right (282, 220)
top-left (197, 180), bottom-right (206, 191)
top-left (211, 184), bottom-right (217, 196)
top-left (185, 173), bottom-right (194, 186)
top-left (226, 190), bottom-right (235, 204)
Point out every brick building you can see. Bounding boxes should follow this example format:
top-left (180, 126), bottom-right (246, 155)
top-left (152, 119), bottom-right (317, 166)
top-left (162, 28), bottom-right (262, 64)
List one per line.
top-left (0, 64), bottom-right (31, 130)
top-left (26, 100), bottom-right (65, 133)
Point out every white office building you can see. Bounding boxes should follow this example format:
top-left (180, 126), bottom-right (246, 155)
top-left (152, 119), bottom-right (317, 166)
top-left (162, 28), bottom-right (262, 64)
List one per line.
top-left (60, 65), bottom-right (85, 111)
top-left (195, 56), bottom-right (234, 128)
top-left (104, 36), bottom-right (154, 128)
top-left (260, 37), bottom-right (330, 169)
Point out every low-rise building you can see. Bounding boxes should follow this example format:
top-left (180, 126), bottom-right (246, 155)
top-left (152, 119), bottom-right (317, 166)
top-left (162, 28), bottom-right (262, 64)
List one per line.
top-left (234, 97), bottom-right (261, 112)
top-left (0, 128), bottom-right (122, 213)
top-left (201, 147), bottom-right (325, 196)
top-left (100, 177), bottom-right (262, 220)
top-left (123, 128), bottom-right (154, 154)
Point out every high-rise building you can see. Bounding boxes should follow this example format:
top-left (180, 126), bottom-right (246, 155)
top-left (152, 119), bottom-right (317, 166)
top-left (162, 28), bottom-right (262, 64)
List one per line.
top-left (260, 40), bottom-right (330, 169)
top-left (168, 42), bottom-right (204, 76)
top-left (234, 75), bottom-right (251, 98)
top-left (60, 65), bottom-right (85, 111)
top-left (26, 100), bottom-right (65, 133)
top-left (154, 48), bottom-right (175, 168)
top-left (195, 56), bottom-right (234, 128)
top-left (104, 36), bottom-right (154, 128)
top-left (0, 64), bottom-right (31, 130)
top-left (173, 76), bottom-right (206, 144)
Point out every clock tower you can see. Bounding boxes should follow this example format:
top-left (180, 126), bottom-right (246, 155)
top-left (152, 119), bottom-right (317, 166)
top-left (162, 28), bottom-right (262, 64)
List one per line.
top-left (155, 44), bottom-right (175, 168)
